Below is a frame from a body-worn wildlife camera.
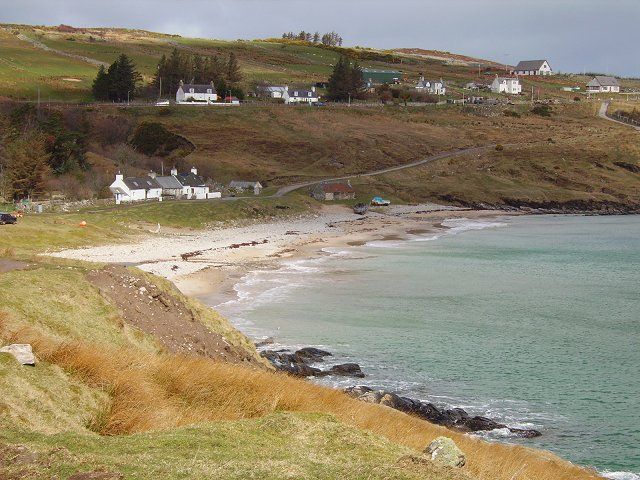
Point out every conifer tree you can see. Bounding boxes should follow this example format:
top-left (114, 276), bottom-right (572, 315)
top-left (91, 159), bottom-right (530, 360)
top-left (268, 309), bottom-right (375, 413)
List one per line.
top-left (226, 52), bottom-right (242, 85)
top-left (91, 65), bottom-right (110, 101)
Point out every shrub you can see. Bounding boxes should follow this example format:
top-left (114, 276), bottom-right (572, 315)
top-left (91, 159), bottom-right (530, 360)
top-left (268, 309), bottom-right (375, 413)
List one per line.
top-left (573, 96), bottom-right (581, 102)
top-left (503, 110), bottom-right (520, 118)
top-left (129, 122), bottom-right (194, 157)
top-left (531, 104), bottom-right (553, 117)
top-left (495, 144), bottom-right (504, 151)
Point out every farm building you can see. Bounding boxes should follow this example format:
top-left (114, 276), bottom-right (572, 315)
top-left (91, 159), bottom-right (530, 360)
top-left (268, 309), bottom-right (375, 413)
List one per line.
top-left (361, 69), bottom-right (403, 88)
top-left (416, 76), bottom-right (446, 95)
top-left (311, 182), bottom-right (356, 201)
top-left (229, 181), bottom-right (263, 195)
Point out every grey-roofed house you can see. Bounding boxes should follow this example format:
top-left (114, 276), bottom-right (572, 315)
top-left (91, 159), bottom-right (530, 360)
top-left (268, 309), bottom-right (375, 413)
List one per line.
top-left (228, 181), bottom-right (263, 195)
top-left (415, 76), bottom-right (446, 95)
top-left (587, 76), bottom-right (620, 93)
top-left (155, 174), bottom-right (185, 198)
top-left (176, 80), bottom-right (218, 103)
top-left (109, 173), bottom-right (162, 204)
top-left (283, 86), bottom-right (320, 104)
top-left (513, 60), bottom-right (553, 76)
top-left (257, 85), bottom-right (289, 99)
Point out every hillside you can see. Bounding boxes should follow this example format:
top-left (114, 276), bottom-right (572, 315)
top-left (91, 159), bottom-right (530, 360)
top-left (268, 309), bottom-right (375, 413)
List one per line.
top-left (2, 23), bottom-right (638, 102)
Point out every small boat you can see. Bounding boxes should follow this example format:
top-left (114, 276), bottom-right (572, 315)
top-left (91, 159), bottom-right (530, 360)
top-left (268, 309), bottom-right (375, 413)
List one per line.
top-left (353, 203), bottom-right (369, 215)
top-left (371, 196), bottom-right (391, 206)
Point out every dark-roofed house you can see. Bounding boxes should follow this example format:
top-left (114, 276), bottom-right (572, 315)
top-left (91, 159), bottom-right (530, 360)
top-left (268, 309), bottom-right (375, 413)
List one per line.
top-left (175, 167), bottom-right (211, 199)
top-left (283, 86), bottom-right (320, 104)
top-left (176, 80), bottom-right (218, 103)
top-left (587, 76), bottom-right (620, 93)
top-left (513, 60), bottom-right (553, 76)
top-left (311, 182), bottom-right (356, 201)
top-left (229, 180), bottom-right (263, 195)
top-left (109, 173), bottom-right (162, 204)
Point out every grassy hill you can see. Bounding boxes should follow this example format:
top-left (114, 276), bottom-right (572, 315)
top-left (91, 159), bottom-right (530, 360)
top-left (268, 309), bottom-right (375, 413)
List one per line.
top-left (2, 23), bottom-right (638, 102)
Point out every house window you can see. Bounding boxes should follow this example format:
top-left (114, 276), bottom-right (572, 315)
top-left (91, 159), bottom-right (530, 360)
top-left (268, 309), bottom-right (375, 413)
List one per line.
top-left (207, 89), bottom-right (212, 94)
top-left (190, 88), bottom-right (195, 93)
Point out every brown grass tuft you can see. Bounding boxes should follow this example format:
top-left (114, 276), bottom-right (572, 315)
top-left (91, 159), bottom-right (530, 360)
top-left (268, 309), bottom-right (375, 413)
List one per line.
top-left (0, 320), bottom-right (599, 480)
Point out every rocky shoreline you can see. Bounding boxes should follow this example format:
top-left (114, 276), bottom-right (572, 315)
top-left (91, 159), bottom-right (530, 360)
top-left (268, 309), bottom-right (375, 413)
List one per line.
top-left (260, 345), bottom-right (541, 439)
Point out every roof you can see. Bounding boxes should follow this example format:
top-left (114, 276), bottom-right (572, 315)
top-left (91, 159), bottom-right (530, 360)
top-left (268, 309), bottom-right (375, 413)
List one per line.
top-left (587, 76), bottom-right (620, 87)
top-left (229, 181), bottom-right (261, 188)
top-left (176, 173), bottom-right (206, 187)
top-left (259, 86), bottom-right (288, 93)
top-left (417, 79), bottom-right (445, 87)
top-left (514, 60), bottom-right (549, 71)
top-left (123, 177), bottom-right (161, 190)
top-left (180, 83), bottom-right (217, 94)
top-left (155, 175), bottom-right (184, 189)
top-left (318, 183), bottom-right (355, 194)
top-left (362, 68), bottom-right (402, 74)
top-left (288, 89), bottom-right (317, 98)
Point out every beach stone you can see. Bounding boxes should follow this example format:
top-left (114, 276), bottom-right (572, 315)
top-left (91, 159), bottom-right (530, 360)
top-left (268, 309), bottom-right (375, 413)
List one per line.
top-left (0, 344), bottom-right (36, 366)
top-left (424, 437), bottom-right (466, 468)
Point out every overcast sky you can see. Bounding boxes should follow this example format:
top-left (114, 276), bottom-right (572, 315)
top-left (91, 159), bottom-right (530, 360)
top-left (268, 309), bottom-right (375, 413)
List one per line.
top-left (2, 0), bottom-right (638, 77)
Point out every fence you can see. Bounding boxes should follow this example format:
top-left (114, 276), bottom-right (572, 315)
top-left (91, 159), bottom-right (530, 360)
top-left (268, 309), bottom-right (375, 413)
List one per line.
top-left (610, 112), bottom-right (640, 127)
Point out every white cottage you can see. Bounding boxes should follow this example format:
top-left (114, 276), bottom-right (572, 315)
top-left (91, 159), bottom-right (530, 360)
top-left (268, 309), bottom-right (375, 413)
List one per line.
top-left (491, 76), bottom-right (522, 95)
top-left (513, 60), bottom-right (553, 76)
top-left (109, 173), bottom-right (162, 204)
top-left (415, 76), bottom-right (446, 95)
top-left (176, 167), bottom-right (210, 200)
top-left (283, 86), bottom-right (320, 104)
top-left (586, 76), bottom-right (620, 94)
top-left (176, 80), bottom-right (218, 103)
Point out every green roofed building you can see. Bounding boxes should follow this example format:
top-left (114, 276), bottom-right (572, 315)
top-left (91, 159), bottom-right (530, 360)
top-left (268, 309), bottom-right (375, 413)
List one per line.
top-left (361, 68), bottom-right (403, 87)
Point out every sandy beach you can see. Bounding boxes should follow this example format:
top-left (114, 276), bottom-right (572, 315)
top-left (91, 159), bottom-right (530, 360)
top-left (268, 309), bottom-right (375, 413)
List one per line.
top-left (50, 203), bottom-right (512, 301)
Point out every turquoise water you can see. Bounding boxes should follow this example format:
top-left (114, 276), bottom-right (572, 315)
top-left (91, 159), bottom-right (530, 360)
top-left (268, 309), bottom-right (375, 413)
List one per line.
top-left (212, 215), bottom-right (640, 478)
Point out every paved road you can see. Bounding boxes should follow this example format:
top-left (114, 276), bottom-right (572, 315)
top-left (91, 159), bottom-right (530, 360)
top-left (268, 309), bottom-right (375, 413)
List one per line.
top-left (274, 144), bottom-right (507, 197)
top-left (599, 101), bottom-right (640, 131)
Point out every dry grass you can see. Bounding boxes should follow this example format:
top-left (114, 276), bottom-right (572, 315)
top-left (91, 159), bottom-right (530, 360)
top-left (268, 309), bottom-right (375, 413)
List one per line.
top-left (0, 317), bottom-right (599, 480)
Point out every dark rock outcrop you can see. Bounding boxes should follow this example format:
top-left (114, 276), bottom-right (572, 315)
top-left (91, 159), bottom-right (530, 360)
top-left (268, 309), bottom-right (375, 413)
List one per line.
top-left (260, 348), bottom-right (363, 378)
top-left (344, 386), bottom-right (541, 438)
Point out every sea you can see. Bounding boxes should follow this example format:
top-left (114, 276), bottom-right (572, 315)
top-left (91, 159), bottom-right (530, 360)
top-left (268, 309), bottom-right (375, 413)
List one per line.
top-left (208, 214), bottom-right (640, 479)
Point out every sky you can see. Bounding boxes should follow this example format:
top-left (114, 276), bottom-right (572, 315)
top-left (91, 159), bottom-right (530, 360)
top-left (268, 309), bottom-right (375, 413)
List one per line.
top-left (2, 0), bottom-right (638, 77)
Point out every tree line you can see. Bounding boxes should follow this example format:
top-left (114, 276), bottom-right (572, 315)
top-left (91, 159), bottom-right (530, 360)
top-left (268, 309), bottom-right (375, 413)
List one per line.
top-left (281, 31), bottom-right (343, 47)
top-left (155, 48), bottom-right (244, 99)
top-left (91, 49), bottom-right (245, 102)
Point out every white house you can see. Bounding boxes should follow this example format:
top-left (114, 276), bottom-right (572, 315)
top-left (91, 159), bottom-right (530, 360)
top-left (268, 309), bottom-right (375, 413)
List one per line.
top-left (176, 80), bottom-right (218, 103)
top-left (228, 180), bottom-right (263, 195)
top-left (257, 85), bottom-right (288, 99)
top-left (513, 60), bottom-right (553, 76)
top-left (109, 173), bottom-right (162, 204)
top-left (586, 76), bottom-right (620, 93)
top-left (283, 86), bottom-right (320, 104)
top-left (415, 76), bottom-right (446, 95)
top-left (175, 167), bottom-right (210, 200)
top-left (491, 76), bottom-right (522, 94)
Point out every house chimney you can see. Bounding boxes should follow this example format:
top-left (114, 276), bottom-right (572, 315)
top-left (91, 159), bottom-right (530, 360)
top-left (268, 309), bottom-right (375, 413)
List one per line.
top-left (191, 166), bottom-right (198, 175)
top-left (148, 170), bottom-right (157, 179)
top-left (115, 171), bottom-right (123, 182)
top-left (170, 166), bottom-right (178, 176)
top-left (284, 84), bottom-right (289, 91)
top-left (311, 85), bottom-right (316, 93)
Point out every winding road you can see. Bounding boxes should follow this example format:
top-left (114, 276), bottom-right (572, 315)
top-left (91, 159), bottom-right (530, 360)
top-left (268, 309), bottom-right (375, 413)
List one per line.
top-left (599, 101), bottom-right (640, 132)
top-left (274, 143), bottom-right (508, 197)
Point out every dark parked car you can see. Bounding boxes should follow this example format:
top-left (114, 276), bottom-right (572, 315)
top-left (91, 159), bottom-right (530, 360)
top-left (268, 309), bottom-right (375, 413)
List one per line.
top-left (0, 213), bottom-right (17, 225)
